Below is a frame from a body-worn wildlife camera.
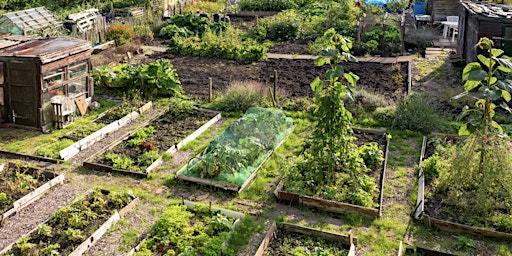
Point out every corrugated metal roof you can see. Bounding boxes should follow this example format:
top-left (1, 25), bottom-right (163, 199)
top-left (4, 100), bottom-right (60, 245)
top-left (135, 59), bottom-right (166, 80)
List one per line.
top-left (2, 7), bottom-right (62, 33)
top-left (463, 2), bottom-right (512, 19)
top-left (0, 37), bottom-right (91, 63)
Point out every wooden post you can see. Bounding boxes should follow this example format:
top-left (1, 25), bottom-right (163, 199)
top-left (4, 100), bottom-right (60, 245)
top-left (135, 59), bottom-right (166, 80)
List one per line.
top-left (208, 77), bottom-right (213, 102)
top-left (273, 70), bottom-right (278, 106)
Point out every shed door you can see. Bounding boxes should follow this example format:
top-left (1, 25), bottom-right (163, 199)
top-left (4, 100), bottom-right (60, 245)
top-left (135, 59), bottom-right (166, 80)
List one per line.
top-left (6, 61), bottom-right (38, 127)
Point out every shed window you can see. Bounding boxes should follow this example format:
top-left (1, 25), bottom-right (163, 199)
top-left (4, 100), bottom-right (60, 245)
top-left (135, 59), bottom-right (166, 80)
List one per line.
top-left (43, 68), bottom-right (64, 88)
top-left (68, 77), bottom-right (87, 98)
top-left (43, 87), bottom-right (64, 104)
top-left (69, 62), bottom-right (87, 78)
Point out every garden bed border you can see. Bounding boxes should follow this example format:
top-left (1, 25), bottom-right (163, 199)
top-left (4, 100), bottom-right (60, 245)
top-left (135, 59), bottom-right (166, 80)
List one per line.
top-left (0, 191), bottom-right (139, 255)
top-left (0, 163), bottom-right (64, 224)
top-left (83, 108), bottom-right (221, 178)
top-left (59, 101), bottom-right (153, 160)
top-left (414, 136), bottom-right (512, 239)
top-left (175, 125), bottom-right (295, 193)
top-left (254, 222), bottom-right (356, 256)
top-left (274, 127), bottom-right (389, 218)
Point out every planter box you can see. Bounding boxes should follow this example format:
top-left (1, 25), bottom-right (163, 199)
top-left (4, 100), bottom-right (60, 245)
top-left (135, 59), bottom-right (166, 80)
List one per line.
top-left (175, 125), bottom-right (295, 193)
top-left (59, 101), bottom-right (153, 160)
top-left (0, 163), bottom-right (64, 224)
top-left (415, 136), bottom-right (512, 239)
top-left (0, 190), bottom-right (139, 255)
top-left (129, 200), bottom-right (243, 255)
top-left (254, 222), bottom-right (356, 256)
top-left (275, 128), bottom-right (389, 218)
top-left (83, 109), bottom-right (221, 178)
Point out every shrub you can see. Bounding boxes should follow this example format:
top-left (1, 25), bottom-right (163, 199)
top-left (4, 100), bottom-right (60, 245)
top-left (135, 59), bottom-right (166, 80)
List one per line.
top-left (106, 24), bottom-right (135, 45)
top-left (390, 93), bottom-right (447, 134)
top-left (133, 25), bottom-right (154, 40)
top-left (239, 0), bottom-right (298, 11)
top-left (210, 81), bottom-right (267, 112)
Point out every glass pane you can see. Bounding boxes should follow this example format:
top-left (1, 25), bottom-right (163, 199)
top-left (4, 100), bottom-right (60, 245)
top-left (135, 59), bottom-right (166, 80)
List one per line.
top-left (69, 62), bottom-right (87, 78)
top-left (43, 68), bottom-right (64, 88)
top-left (43, 87), bottom-right (65, 104)
top-left (68, 77), bottom-right (87, 98)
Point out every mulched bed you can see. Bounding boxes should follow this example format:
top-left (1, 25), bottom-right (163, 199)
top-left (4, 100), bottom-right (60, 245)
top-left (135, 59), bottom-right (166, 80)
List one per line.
top-left (95, 109), bottom-right (218, 172)
top-left (150, 54), bottom-right (408, 102)
top-left (264, 228), bottom-right (350, 255)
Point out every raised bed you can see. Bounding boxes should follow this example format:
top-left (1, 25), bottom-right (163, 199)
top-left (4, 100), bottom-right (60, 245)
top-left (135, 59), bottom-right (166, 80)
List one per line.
top-left (0, 162), bottom-right (64, 224)
top-left (254, 222), bottom-right (356, 256)
top-left (0, 189), bottom-right (139, 255)
top-left (129, 199), bottom-right (244, 255)
top-left (414, 135), bottom-right (512, 239)
top-left (175, 108), bottom-right (294, 193)
top-left (59, 101), bottom-right (153, 160)
top-left (83, 108), bottom-right (221, 178)
top-left (275, 127), bottom-right (389, 218)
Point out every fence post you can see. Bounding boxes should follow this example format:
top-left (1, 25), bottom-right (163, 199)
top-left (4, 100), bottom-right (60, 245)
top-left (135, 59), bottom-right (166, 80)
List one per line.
top-left (209, 77), bottom-right (213, 102)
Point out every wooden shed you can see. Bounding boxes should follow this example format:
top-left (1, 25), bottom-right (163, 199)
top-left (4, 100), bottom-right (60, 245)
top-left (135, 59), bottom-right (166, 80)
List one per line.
top-left (458, 1), bottom-right (512, 63)
top-left (0, 7), bottom-right (62, 36)
top-left (0, 37), bottom-right (93, 131)
top-left (431, 0), bottom-right (459, 22)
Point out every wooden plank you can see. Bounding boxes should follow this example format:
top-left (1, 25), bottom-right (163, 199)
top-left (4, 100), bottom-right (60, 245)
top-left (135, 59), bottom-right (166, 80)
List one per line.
top-left (254, 222), bottom-right (277, 256)
top-left (280, 222), bottom-right (357, 246)
top-left (423, 214), bottom-right (512, 239)
top-left (414, 172), bottom-right (425, 219)
top-left (183, 200), bottom-right (244, 219)
top-left (138, 101), bottom-right (152, 114)
top-left (175, 172), bottom-right (239, 191)
top-left (83, 162), bottom-right (148, 178)
top-left (69, 212), bottom-right (121, 256)
top-left (378, 135), bottom-right (390, 217)
top-left (300, 195), bottom-right (379, 218)
top-left (75, 98), bottom-right (88, 116)
top-left (0, 149), bottom-right (61, 163)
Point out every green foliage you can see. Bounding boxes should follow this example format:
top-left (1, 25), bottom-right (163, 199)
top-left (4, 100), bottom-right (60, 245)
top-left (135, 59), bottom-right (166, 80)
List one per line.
top-left (389, 93), bottom-right (448, 134)
top-left (359, 142), bottom-right (384, 171)
top-left (184, 108), bottom-right (293, 186)
top-left (209, 81), bottom-right (276, 112)
top-left (138, 150), bottom-right (160, 166)
top-left (452, 236), bottom-right (476, 252)
top-left (127, 126), bottom-right (155, 147)
top-left (456, 37), bottom-right (512, 136)
top-left (355, 24), bottom-right (401, 56)
top-left (7, 189), bottom-right (132, 255)
top-left (239, 0), bottom-right (299, 11)
top-left (35, 138), bottom-right (74, 158)
top-left (133, 25), bottom-right (154, 40)
top-left (135, 204), bottom-right (239, 255)
top-left (92, 60), bottom-right (183, 99)
top-left (168, 26), bottom-right (266, 62)
top-left (284, 32), bottom-right (381, 207)
top-left (106, 23), bottom-right (135, 45)
top-left (105, 153), bottom-right (135, 169)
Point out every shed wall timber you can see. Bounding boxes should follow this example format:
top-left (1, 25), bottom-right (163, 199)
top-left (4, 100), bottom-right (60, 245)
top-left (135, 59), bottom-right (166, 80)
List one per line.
top-left (432, 0), bottom-right (459, 22)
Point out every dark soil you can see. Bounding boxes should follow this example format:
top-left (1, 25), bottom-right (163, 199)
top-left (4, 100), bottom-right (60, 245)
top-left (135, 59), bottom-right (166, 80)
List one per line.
top-left (263, 228), bottom-right (349, 255)
top-left (268, 42), bottom-right (310, 55)
top-left (151, 53), bottom-right (408, 102)
top-left (95, 109), bottom-right (218, 172)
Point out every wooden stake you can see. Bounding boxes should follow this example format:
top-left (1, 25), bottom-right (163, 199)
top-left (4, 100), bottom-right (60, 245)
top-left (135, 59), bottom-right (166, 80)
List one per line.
top-left (273, 70), bottom-right (278, 107)
top-left (208, 77), bottom-right (213, 102)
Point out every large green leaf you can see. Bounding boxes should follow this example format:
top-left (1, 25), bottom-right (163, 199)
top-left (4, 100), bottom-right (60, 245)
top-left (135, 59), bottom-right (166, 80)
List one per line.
top-left (342, 52), bottom-right (358, 62)
top-left (343, 72), bottom-right (359, 87)
top-left (495, 80), bottom-right (512, 92)
top-left (491, 121), bottom-right (504, 133)
top-left (310, 77), bottom-right (324, 93)
top-left (458, 124), bottom-right (470, 136)
top-left (452, 91), bottom-right (468, 100)
top-left (477, 54), bottom-right (491, 69)
top-left (462, 62), bottom-right (486, 81)
top-left (327, 65), bottom-right (344, 81)
top-left (498, 65), bottom-right (512, 73)
top-left (491, 48), bottom-right (504, 58)
top-left (314, 57), bottom-right (329, 66)
top-left (479, 86), bottom-right (502, 101)
top-left (464, 80), bottom-right (481, 91)
top-left (502, 90), bottom-right (511, 102)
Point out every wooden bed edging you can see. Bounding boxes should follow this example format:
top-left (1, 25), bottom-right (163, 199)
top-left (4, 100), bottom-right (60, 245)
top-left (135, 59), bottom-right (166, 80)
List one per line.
top-left (0, 193), bottom-right (139, 255)
top-left (275, 128), bottom-right (388, 218)
top-left (0, 149), bottom-right (62, 163)
top-left (145, 112), bottom-right (222, 174)
top-left (1, 169), bottom-right (64, 223)
top-left (416, 136), bottom-right (512, 239)
top-left (83, 108), bottom-right (219, 177)
top-left (254, 222), bottom-right (357, 256)
top-left (59, 101), bottom-right (153, 160)
top-left (175, 125), bottom-right (295, 193)
top-left (83, 161), bottom-right (149, 178)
